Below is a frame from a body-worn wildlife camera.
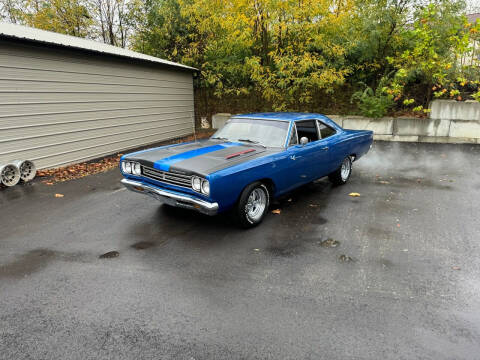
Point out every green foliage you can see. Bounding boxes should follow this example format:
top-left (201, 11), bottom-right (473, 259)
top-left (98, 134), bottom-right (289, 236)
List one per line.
top-left (346, 0), bottom-right (411, 86)
top-left (24, 0), bottom-right (93, 37)
top-left (167, 0), bottom-right (357, 111)
top-left (351, 78), bottom-right (394, 118)
top-left (129, 0), bottom-right (191, 61)
top-left (385, 1), bottom-right (480, 107)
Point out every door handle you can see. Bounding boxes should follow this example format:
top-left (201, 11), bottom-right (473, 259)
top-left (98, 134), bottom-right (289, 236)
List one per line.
top-left (322, 146), bottom-right (329, 151)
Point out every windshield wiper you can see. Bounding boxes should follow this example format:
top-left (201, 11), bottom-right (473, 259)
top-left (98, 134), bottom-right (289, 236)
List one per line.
top-left (238, 139), bottom-right (266, 148)
top-left (211, 136), bottom-right (229, 141)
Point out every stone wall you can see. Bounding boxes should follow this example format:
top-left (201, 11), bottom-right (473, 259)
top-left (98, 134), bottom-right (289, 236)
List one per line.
top-left (330, 100), bottom-right (479, 143)
top-left (430, 99), bottom-right (480, 122)
top-left (329, 115), bottom-right (479, 144)
top-left (210, 100), bottom-right (480, 144)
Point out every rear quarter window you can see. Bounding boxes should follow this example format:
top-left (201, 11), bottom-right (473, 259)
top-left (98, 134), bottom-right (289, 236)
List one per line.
top-left (317, 121), bottom-right (336, 139)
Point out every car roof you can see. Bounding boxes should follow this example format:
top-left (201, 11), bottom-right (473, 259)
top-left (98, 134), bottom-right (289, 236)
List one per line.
top-left (232, 112), bottom-right (331, 122)
top-left (231, 112), bottom-right (341, 129)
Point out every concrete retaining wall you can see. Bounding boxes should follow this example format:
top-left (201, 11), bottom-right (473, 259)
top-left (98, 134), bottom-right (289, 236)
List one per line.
top-left (430, 99), bottom-right (480, 121)
top-left (212, 113), bottom-right (231, 129)
top-left (338, 100), bottom-right (479, 143)
top-left (330, 115), bottom-right (480, 144)
top-left (211, 100), bottom-right (480, 143)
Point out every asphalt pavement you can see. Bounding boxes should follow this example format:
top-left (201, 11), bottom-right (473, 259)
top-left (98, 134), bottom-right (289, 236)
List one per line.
top-left (1, 142), bottom-right (480, 360)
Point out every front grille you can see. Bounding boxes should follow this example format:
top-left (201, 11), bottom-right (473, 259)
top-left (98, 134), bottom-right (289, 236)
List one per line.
top-left (141, 165), bottom-right (191, 189)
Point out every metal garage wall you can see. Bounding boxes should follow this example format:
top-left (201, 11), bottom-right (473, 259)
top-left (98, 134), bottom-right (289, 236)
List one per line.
top-left (0, 40), bottom-right (194, 169)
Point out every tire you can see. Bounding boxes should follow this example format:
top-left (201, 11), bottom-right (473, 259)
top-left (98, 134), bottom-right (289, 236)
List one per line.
top-left (328, 156), bottom-right (352, 185)
top-left (234, 182), bottom-right (270, 228)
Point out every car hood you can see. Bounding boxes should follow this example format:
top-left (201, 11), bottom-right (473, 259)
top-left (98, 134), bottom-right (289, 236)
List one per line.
top-left (124, 140), bottom-right (276, 176)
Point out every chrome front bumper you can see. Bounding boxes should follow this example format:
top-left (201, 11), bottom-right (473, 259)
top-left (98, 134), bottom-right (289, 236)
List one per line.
top-left (121, 178), bottom-right (219, 216)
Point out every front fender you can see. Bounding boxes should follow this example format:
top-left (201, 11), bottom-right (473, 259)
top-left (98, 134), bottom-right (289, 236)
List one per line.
top-left (208, 152), bottom-right (286, 212)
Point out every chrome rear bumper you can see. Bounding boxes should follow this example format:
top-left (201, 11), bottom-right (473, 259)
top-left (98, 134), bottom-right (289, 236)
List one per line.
top-left (121, 178), bottom-right (219, 216)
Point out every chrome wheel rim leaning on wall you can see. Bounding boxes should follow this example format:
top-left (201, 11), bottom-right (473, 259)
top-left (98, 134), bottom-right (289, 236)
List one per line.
top-left (12, 160), bottom-right (36, 182)
top-left (341, 157), bottom-right (351, 181)
top-left (245, 188), bottom-right (267, 222)
top-left (0, 164), bottom-right (21, 187)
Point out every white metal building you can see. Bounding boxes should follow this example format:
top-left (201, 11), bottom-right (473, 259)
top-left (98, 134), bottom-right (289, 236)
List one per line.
top-left (0, 22), bottom-right (196, 169)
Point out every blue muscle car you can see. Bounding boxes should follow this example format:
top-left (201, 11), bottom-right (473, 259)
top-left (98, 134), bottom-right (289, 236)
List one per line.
top-left (120, 113), bottom-right (373, 227)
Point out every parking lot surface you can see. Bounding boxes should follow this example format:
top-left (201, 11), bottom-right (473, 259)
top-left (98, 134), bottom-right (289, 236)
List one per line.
top-left (1, 142), bottom-right (480, 360)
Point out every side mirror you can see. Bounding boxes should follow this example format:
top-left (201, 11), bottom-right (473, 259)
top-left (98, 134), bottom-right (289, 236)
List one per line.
top-left (300, 137), bottom-right (308, 146)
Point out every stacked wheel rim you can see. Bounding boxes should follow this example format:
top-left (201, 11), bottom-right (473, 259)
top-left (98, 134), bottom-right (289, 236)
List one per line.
top-left (0, 164), bottom-right (21, 187)
top-left (12, 160), bottom-right (36, 182)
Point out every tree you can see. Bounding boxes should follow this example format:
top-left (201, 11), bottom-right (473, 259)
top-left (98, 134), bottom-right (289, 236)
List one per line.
top-left (346, 0), bottom-right (413, 88)
top-left (385, 0), bottom-right (480, 110)
top-left (174, 0), bottom-right (356, 110)
top-left (24, 0), bottom-right (93, 37)
top-left (0, 0), bottom-right (28, 23)
top-left (90, 0), bottom-right (130, 47)
top-left (129, 0), bottom-right (193, 60)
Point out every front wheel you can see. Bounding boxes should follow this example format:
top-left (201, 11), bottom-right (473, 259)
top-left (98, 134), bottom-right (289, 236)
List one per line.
top-left (328, 156), bottom-right (352, 185)
top-left (234, 182), bottom-right (270, 228)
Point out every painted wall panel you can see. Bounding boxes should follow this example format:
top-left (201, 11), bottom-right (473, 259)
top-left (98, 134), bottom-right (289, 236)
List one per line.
top-left (0, 40), bottom-right (194, 169)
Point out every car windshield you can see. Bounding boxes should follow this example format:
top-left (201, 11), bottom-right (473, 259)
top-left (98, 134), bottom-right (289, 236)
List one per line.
top-left (211, 118), bottom-right (289, 148)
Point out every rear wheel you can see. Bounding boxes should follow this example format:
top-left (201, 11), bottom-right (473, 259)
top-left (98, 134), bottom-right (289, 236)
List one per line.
top-left (328, 156), bottom-right (352, 185)
top-left (234, 182), bottom-right (270, 228)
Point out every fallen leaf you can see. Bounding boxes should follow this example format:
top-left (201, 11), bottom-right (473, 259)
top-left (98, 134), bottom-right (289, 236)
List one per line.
top-left (55, 193), bottom-right (64, 198)
top-left (271, 209), bottom-right (281, 214)
top-left (45, 182), bottom-right (54, 186)
top-left (99, 251), bottom-right (119, 259)
top-left (320, 238), bottom-right (340, 248)
top-left (349, 192), bottom-right (361, 197)
top-left (339, 254), bottom-right (355, 263)
top-left (451, 266), bottom-right (461, 270)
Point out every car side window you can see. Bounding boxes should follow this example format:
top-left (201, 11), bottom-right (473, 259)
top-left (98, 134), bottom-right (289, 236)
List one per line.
top-left (296, 120), bottom-right (319, 143)
top-left (288, 124), bottom-right (298, 146)
top-left (317, 120), bottom-right (336, 139)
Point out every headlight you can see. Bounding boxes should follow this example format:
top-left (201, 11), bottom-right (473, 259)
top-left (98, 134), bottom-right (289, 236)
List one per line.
top-left (124, 161), bottom-right (132, 174)
top-left (121, 161), bottom-right (141, 175)
top-left (132, 162), bottom-right (141, 175)
top-left (192, 176), bottom-right (201, 191)
top-left (201, 179), bottom-right (210, 195)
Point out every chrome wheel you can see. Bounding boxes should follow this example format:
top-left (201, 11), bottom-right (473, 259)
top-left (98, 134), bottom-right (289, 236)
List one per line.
top-left (0, 164), bottom-right (21, 187)
top-left (340, 157), bottom-right (351, 181)
top-left (20, 161), bottom-right (34, 181)
top-left (245, 188), bottom-right (267, 222)
top-left (12, 160), bottom-right (37, 182)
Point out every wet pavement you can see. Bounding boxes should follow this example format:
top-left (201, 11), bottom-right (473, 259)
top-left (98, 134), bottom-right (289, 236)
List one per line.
top-left (1, 142), bottom-right (480, 360)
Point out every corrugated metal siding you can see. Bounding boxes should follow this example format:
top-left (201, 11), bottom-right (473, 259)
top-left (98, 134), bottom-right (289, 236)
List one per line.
top-left (0, 40), bottom-right (194, 169)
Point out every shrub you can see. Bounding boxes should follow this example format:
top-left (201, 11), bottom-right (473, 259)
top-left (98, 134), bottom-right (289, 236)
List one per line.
top-left (351, 80), bottom-right (393, 118)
